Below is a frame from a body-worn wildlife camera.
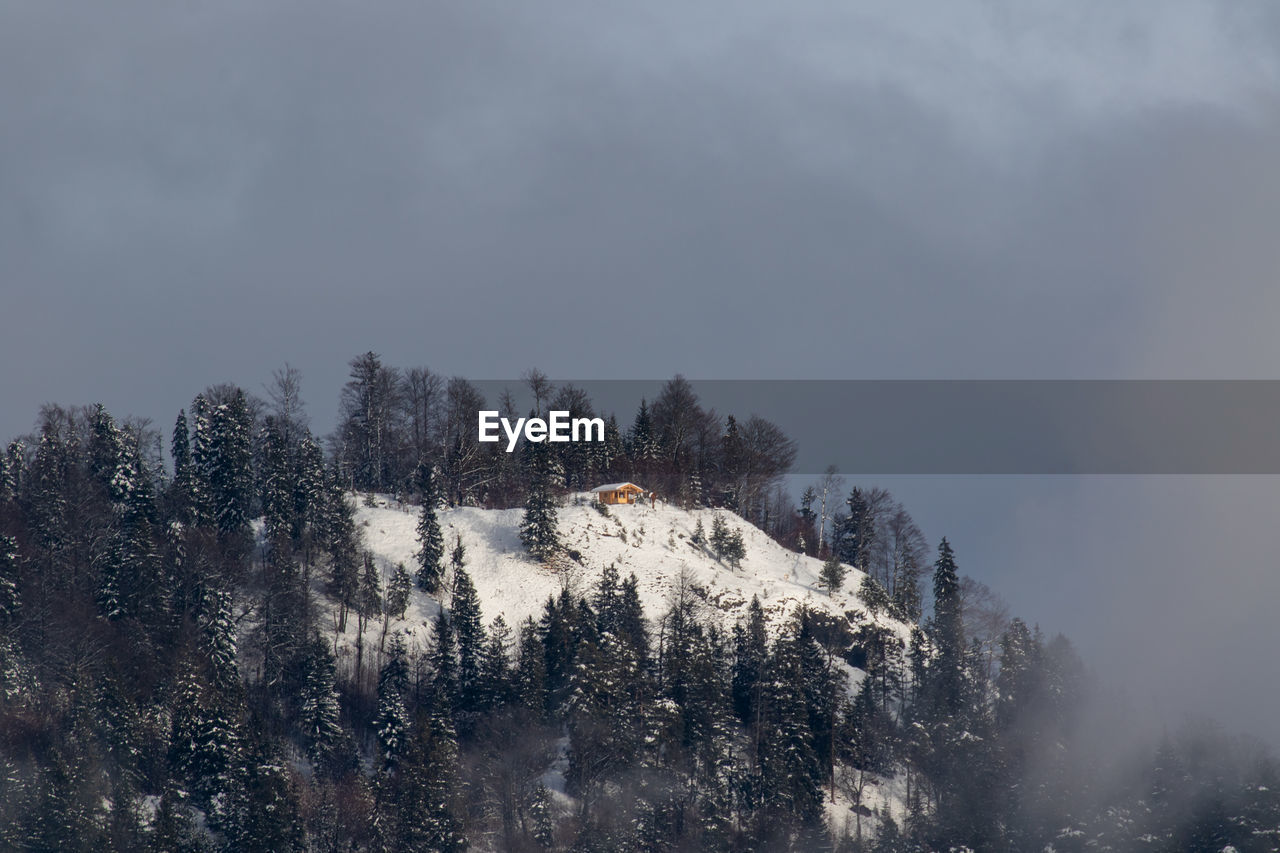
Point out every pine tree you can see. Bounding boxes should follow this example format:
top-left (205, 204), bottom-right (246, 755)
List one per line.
top-left (832, 486), bottom-right (871, 570)
top-left (451, 565), bottom-right (484, 723)
top-left (386, 562), bottom-right (412, 620)
top-left (170, 409), bottom-right (194, 523)
top-left (298, 635), bottom-right (345, 772)
top-left (324, 471), bottom-right (360, 632)
top-left (819, 554), bottom-right (847, 595)
top-left (627, 398), bottom-right (658, 468)
top-left (189, 393), bottom-right (215, 526)
top-left (710, 514), bottom-right (745, 566)
top-left (375, 633), bottom-right (411, 770)
top-left (414, 463), bottom-right (445, 593)
top-left (260, 417), bottom-right (294, 541)
top-left (520, 442), bottom-right (560, 562)
top-left (528, 783), bottom-right (555, 849)
top-left (732, 596), bottom-right (768, 726)
top-left (293, 433), bottom-right (326, 554)
top-left (357, 551), bottom-right (383, 629)
top-left (756, 623), bottom-right (823, 830)
top-left (514, 617), bottom-right (548, 716)
top-left (420, 698), bottom-right (467, 853)
top-left (432, 610), bottom-right (459, 711)
top-left (931, 537), bottom-right (964, 716)
top-left (243, 728), bottom-right (305, 852)
top-left (207, 389), bottom-right (255, 536)
top-left (0, 535), bottom-right (18, 628)
top-left (477, 615), bottom-right (512, 712)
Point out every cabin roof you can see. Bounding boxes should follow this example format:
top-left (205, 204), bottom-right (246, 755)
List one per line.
top-left (590, 482), bottom-right (644, 493)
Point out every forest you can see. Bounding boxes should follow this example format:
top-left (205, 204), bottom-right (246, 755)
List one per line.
top-left (0, 353), bottom-right (1277, 852)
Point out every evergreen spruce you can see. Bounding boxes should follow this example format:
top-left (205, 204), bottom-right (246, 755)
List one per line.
top-left (819, 553), bottom-right (847, 595)
top-left (519, 443), bottom-right (561, 562)
top-left (414, 463), bottom-right (445, 592)
top-left (298, 635), bottom-right (345, 772)
top-left (0, 535), bottom-right (19, 627)
top-left (374, 633), bottom-right (411, 770)
top-left (451, 564), bottom-right (484, 722)
top-left (386, 562), bottom-right (412, 620)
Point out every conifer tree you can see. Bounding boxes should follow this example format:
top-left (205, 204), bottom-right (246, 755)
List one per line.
top-left (478, 615), bottom-right (512, 713)
top-left (170, 408), bottom-right (194, 523)
top-left (520, 442), bottom-right (560, 562)
top-left (386, 562), bottom-right (412, 620)
top-left (414, 463), bottom-right (445, 593)
top-left (732, 596), bottom-right (768, 727)
top-left (209, 389), bottom-right (255, 536)
top-left (451, 565), bottom-right (484, 721)
top-left (293, 434), bottom-right (326, 554)
top-left (0, 535), bottom-right (19, 628)
top-left (931, 537), bottom-right (964, 715)
top-left (375, 633), bottom-right (411, 770)
top-left (260, 417), bottom-right (294, 541)
top-left (819, 554), bottom-right (847, 595)
top-left (324, 472), bottom-right (360, 631)
top-left (432, 610), bottom-right (459, 711)
top-left (514, 617), bottom-right (548, 716)
top-left (298, 635), bottom-right (345, 772)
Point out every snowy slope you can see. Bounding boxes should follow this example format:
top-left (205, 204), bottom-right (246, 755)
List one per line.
top-left (347, 493), bottom-right (912, 650)
top-left (326, 492), bottom-right (915, 830)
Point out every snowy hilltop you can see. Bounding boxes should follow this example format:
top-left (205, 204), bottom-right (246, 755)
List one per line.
top-left (343, 493), bottom-right (911, 647)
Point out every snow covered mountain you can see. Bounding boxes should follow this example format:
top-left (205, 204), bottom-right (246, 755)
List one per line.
top-left (325, 492), bottom-right (918, 837)
top-left (343, 492), bottom-right (912, 655)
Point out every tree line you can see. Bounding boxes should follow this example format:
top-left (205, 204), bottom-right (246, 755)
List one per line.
top-left (0, 360), bottom-right (1276, 850)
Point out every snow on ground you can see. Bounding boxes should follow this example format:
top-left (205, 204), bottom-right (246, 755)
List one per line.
top-left (323, 492), bottom-right (916, 842)
top-left (349, 492), bottom-right (913, 648)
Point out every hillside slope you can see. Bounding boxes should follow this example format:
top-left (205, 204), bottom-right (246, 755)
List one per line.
top-left (345, 493), bottom-right (911, 652)
top-left (327, 493), bottom-right (916, 836)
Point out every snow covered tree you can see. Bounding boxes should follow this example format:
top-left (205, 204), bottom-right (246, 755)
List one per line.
top-left (519, 442), bottom-right (560, 562)
top-left (691, 517), bottom-right (706, 547)
top-left (477, 615), bottom-right (512, 713)
top-left (819, 554), bottom-right (847, 595)
top-left (298, 635), bottom-right (346, 772)
top-left (451, 565), bottom-right (484, 724)
top-left (202, 587), bottom-right (240, 695)
top-left (930, 537), bottom-right (964, 716)
top-left (170, 409), bottom-right (194, 523)
top-left (375, 632), bottom-right (411, 770)
top-left (709, 513), bottom-right (745, 566)
top-left (324, 471), bottom-right (360, 632)
top-left (0, 535), bottom-right (18, 628)
top-left (260, 417), bottom-right (294, 541)
top-left (732, 596), bottom-right (768, 727)
top-left (514, 617), bottom-right (548, 716)
top-left (385, 562), bottom-right (412, 620)
top-left (756, 623), bottom-right (823, 832)
top-left (432, 610), bottom-right (459, 711)
top-left (414, 462), bottom-right (445, 593)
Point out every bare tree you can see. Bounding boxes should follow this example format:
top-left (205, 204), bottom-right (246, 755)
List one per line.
top-left (737, 415), bottom-right (798, 523)
top-left (960, 575), bottom-right (1012, 680)
top-left (816, 465), bottom-right (844, 556)
top-left (523, 368), bottom-right (554, 419)
top-left (337, 352), bottom-right (404, 492)
top-left (266, 363), bottom-right (308, 447)
top-left (403, 366), bottom-right (443, 467)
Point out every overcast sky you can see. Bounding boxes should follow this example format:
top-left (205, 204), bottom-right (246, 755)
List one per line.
top-left (4, 1), bottom-right (1280, 742)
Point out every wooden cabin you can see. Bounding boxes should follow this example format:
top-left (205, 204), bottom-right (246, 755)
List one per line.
top-left (591, 482), bottom-right (646, 505)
